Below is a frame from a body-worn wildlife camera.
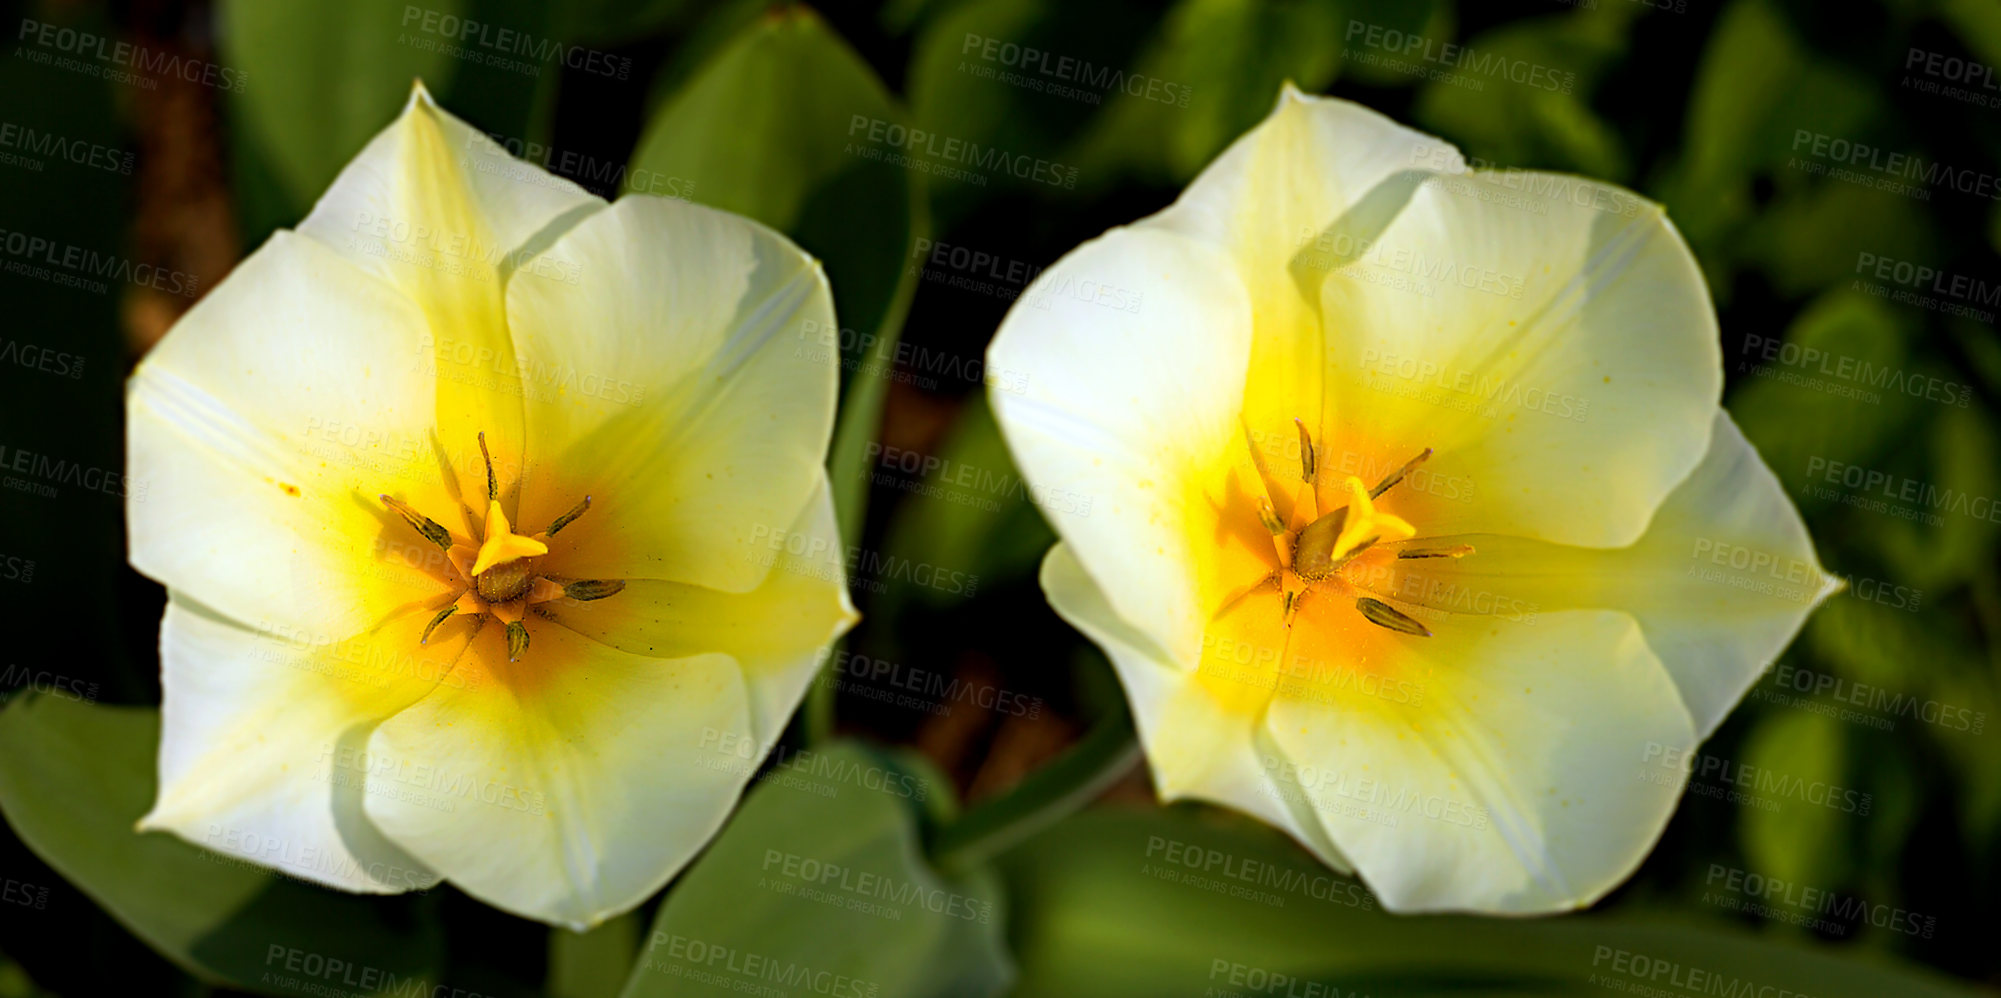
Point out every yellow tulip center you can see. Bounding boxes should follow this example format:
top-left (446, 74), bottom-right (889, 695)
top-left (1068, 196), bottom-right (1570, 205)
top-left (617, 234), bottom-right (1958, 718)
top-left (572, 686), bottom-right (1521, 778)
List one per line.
top-left (380, 432), bottom-right (624, 662)
top-left (1246, 420), bottom-right (1472, 638)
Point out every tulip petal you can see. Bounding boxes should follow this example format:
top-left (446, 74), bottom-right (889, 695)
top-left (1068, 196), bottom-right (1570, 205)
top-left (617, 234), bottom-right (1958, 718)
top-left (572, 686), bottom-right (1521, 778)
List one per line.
top-left (1141, 85), bottom-right (1465, 450)
top-left (139, 596), bottom-right (462, 894)
top-left (502, 196), bottom-right (839, 593)
top-left (129, 231), bottom-right (455, 639)
top-left (1040, 544), bottom-right (1354, 874)
top-left (1265, 610), bottom-right (1695, 913)
top-left (1313, 169), bottom-right (1722, 548)
top-left (361, 622), bottom-right (753, 929)
top-left (1372, 411), bottom-right (1838, 737)
top-left (536, 476), bottom-right (858, 743)
top-left (990, 226), bottom-right (1254, 662)
top-left (296, 82), bottom-right (605, 506)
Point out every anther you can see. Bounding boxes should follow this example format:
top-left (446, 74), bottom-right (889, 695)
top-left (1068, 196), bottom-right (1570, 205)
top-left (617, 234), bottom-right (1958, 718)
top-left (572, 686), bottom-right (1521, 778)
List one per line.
top-left (382, 495), bottom-right (453, 552)
top-left (562, 579), bottom-right (627, 601)
top-left (477, 431), bottom-right (498, 501)
top-left (1355, 597), bottom-right (1431, 637)
top-left (506, 621), bottom-right (530, 661)
top-left (1396, 542), bottom-right (1475, 560)
top-left (1256, 497), bottom-right (1286, 535)
top-left (548, 496), bottom-right (592, 535)
top-left (1369, 448), bottom-right (1434, 499)
top-left (1294, 418), bottom-right (1316, 482)
top-left (420, 604), bottom-right (457, 644)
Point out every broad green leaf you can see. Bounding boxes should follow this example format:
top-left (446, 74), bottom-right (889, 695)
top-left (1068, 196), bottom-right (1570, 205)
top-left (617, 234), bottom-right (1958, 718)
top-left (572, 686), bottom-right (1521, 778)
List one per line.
top-left (629, 6), bottom-right (928, 542)
top-left (1736, 711), bottom-right (1853, 892)
top-left (1728, 290), bottom-right (1921, 507)
top-left (550, 913), bottom-right (642, 998)
top-left (998, 808), bottom-right (1980, 997)
top-left (877, 395), bottom-right (1058, 609)
top-left (219, 0), bottom-right (462, 211)
top-left (0, 697), bottom-right (442, 995)
top-left (1412, 7), bottom-right (1638, 182)
top-left (619, 743), bottom-right (1012, 998)
top-left (1069, 0), bottom-right (1344, 186)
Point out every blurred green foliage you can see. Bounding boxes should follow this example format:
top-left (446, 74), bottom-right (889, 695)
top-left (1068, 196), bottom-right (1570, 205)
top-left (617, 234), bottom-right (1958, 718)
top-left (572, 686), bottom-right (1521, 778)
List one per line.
top-left (2, 0), bottom-right (1999, 994)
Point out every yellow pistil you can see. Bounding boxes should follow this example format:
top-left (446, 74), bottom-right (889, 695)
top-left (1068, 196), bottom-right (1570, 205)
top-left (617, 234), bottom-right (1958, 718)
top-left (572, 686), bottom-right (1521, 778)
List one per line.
top-left (385, 434), bottom-right (625, 661)
top-left (1329, 475), bottom-right (1414, 562)
top-left (471, 499), bottom-right (550, 578)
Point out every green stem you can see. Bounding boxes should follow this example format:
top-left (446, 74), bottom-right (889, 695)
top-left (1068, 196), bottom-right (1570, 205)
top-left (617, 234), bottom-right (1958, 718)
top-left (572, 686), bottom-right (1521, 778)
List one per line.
top-left (931, 703), bottom-right (1140, 876)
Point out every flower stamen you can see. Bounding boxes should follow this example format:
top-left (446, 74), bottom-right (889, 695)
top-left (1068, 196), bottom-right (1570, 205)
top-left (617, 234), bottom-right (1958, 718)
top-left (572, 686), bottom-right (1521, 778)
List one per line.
top-left (1355, 596), bottom-right (1432, 637)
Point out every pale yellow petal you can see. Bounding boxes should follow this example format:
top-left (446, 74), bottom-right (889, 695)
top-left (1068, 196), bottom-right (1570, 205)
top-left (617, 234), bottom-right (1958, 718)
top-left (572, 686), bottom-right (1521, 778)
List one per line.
top-left (361, 622), bottom-right (753, 929)
top-left (1264, 610), bottom-right (1695, 913)
top-left (1373, 410), bottom-right (1838, 737)
top-left (140, 596), bottom-right (469, 894)
top-left (1314, 170), bottom-right (1721, 547)
top-left (990, 226), bottom-right (1253, 663)
top-left (502, 196), bottom-right (838, 592)
top-left (295, 82), bottom-right (605, 503)
top-left (128, 231), bottom-right (454, 638)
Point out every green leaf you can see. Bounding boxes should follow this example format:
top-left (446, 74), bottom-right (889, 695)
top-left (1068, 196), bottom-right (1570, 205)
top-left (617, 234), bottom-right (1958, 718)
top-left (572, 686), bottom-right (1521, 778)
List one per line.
top-left (629, 5), bottom-right (928, 543)
top-left (997, 807), bottom-right (1981, 997)
top-left (1727, 289), bottom-right (1922, 506)
top-left (619, 743), bottom-right (1012, 998)
top-left (0, 697), bottom-right (442, 994)
top-left (218, 0), bottom-right (462, 213)
top-left (1069, 0), bottom-right (1345, 185)
top-left (1736, 710), bottom-right (1853, 891)
top-left (550, 913), bottom-right (642, 998)
top-left (1871, 404), bottom-right (2001, 591)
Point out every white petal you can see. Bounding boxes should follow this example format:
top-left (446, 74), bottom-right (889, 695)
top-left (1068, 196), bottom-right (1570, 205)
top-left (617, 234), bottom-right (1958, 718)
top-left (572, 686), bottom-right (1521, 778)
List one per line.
top-left (1313, 169), bottom-right (1722, 547)
top-left (502, 196), bottom-right (839, 592)
top-left (990, 226), bottom-right (1253, 663)
top-left (128, 230), bottom-right (453, 639)
top-left (1378, 410), bottom-right (1838, 737)
top-left (361, 622), bottom-right (753, 929)
top-left (1264, 610), bottom-right (1695, 913)
top-left (295, 82), bottom-right (605, 496)
top-left (538, 476), bottom-right (858, 744)
top-left (140, 597), bottom-right (456, 894)
top-left (1040, 545), bottom-right (1353, 873)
